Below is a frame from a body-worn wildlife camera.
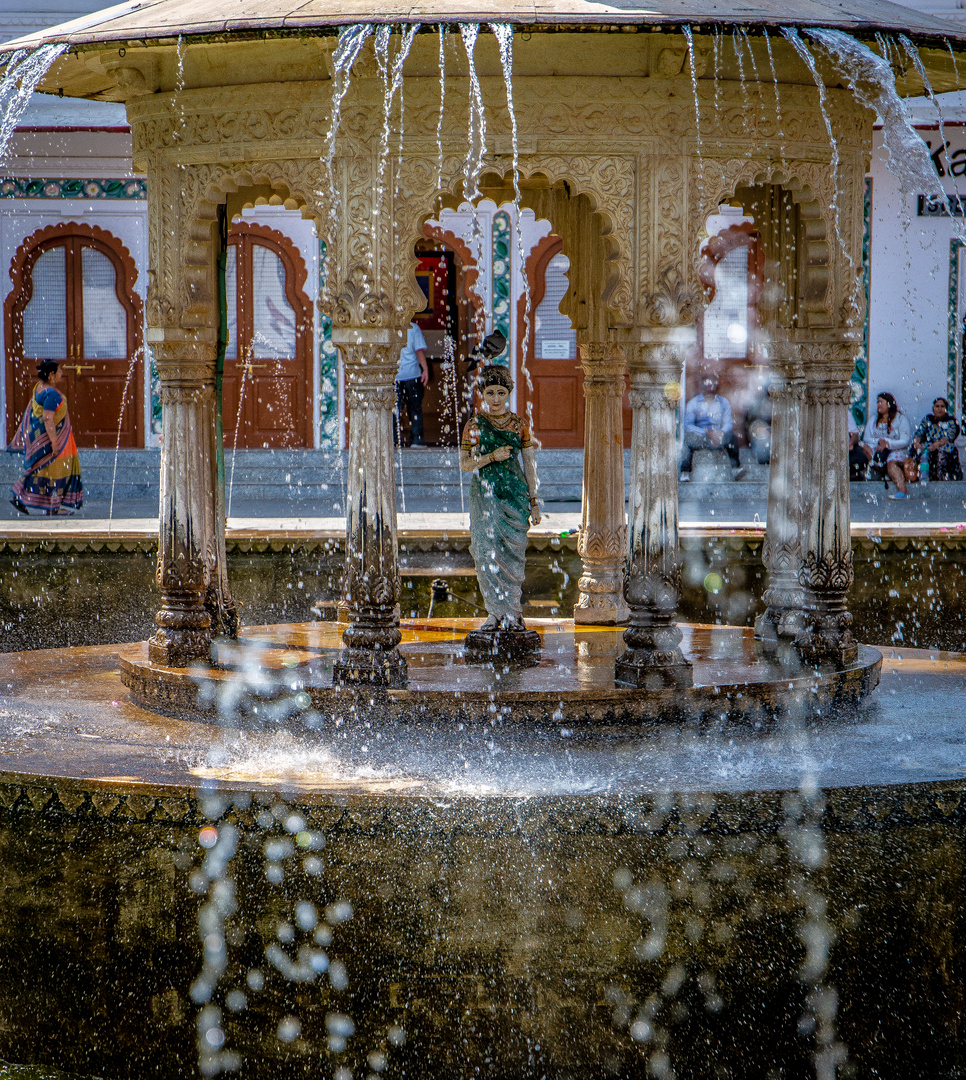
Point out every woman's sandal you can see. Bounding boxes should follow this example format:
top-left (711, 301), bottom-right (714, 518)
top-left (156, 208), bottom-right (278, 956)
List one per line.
top-left (9, 497), bottom-right (29, 516)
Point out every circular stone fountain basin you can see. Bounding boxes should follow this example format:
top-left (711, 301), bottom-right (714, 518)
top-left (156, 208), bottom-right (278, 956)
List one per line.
top-left (0, 639), bottom-right (963, 1079)
top-left (117, 620), bottom-right (882, 728)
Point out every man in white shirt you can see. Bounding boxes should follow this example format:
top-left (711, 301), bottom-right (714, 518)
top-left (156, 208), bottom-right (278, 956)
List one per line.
top-left (395, 322), bottom-right (429, 446)
top-left (679, 373), bottom-right (742, 480)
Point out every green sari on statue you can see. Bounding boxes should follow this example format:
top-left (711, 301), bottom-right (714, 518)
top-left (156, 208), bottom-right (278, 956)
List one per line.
top-left (463, 412), bottom-right (533, 622)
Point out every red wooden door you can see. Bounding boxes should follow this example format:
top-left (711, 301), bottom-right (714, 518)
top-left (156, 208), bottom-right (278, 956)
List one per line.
top-left (4, 224), bottom-right (143, 448)
top-left (221, 223), bottom-right (313, 450)
top-left (517, 238), bottom-right (584, 448)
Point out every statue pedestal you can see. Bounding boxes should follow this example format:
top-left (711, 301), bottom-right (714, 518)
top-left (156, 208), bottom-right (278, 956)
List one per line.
top-left (463, 627), bottom-right (541, 665)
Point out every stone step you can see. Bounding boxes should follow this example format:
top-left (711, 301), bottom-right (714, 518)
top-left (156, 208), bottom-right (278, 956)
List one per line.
top-left (2, 446), bottom-right (774, 507)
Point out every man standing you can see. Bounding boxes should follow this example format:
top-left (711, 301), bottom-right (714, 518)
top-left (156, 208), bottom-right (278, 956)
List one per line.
top-left (679, 372), bottom-right (743, 481)
top-left (395, 321), bottom-right (430, 447)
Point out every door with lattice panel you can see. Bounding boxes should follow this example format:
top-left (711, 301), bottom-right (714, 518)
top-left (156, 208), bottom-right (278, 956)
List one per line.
top-left (221, 222), bottom-right (314, 450)
top-left (4, 223), bottom-right (144, 448)
top-left (516, 237), bottom-right (584, 448)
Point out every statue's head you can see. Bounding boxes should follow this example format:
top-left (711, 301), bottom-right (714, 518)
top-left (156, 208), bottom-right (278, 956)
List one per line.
top-left (479, 364), bottom-right (514, 393)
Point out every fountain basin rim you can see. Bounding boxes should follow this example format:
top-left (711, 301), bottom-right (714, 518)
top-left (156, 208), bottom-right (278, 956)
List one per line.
top-left (0, 766), bottom-right (963, 841)
top-left (118, 633), bottom-right (882, 728)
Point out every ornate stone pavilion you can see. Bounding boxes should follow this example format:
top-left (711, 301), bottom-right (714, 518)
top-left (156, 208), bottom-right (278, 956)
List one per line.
top-left (5, 0), bottom-right (964, 687)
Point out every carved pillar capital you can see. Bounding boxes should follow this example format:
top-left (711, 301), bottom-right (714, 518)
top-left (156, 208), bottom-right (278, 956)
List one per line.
top-left (148, 329), bottom-right (218, 387)
top-left (575, 342), bottom-right (628, 625)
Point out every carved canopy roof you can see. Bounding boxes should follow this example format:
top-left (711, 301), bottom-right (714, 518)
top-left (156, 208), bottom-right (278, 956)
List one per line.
top-left (1, 0), bottom-right (963, 50)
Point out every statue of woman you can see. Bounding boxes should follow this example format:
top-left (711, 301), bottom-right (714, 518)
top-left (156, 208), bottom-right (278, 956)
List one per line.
top-left (460, 365), bottom-right (541, 644)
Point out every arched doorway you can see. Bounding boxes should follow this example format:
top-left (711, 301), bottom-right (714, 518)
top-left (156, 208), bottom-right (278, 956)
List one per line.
top-left (4, 223), bottom-right (144, 448)
top-left (690, 218), bottom-right (767, 444)
top-left (517, 235), bottom-right (584, 448)
top-left (222, 221), bottom-right (313, 449)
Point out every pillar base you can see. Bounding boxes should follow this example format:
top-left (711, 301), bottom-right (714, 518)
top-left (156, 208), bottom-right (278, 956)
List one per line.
top-left (574, 593), bottom-right (630, 626)
top-left (148, 627), bottom-right (212, 668)
top-left (755, 605), bottom-right (806, 646)
top-left (332, 647), bottom-right (408, 689)
top-left (794, 614), bottom-right (858, 668)
top-left (615, 625), bottom-right (693, 689)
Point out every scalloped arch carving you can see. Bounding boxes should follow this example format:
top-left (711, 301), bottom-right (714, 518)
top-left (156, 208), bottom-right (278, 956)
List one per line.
top-left (163, 162), bottom-right (326, 330)
top-left (696, 161), bottom-right (835, 331)
top-left (395, 155), bottom-right (635, 329)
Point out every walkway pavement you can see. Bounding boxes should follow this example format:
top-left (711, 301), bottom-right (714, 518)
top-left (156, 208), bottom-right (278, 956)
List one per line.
top-left (2, 481), bottom-right (965, 528)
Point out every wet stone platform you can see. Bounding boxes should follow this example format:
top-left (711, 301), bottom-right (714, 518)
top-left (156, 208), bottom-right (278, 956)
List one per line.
top-left (116, 621), bottom-right (882, 729)
top-left (3, 627), bottom-right (965, 798)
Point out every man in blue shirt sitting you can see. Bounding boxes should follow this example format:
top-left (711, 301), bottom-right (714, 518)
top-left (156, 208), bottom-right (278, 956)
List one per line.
top-left (395, 322), bottom-right (429, 447)
top-left (679, 373), bottom-right (743, 481)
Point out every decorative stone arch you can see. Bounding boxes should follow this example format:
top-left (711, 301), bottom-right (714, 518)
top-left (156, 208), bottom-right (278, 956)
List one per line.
top-left (223, 219), bottom-right (315, 448)
top-left (176, 161), bottom-right (327, 330)
top-left (395, 154), bottom-right (636, 331)
top-left (421, 221), bottom-right (485, 329)
top-left (697, 161), bottom-right (834, 331)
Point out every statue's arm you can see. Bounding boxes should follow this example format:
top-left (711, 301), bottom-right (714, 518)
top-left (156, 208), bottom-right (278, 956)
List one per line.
top-left (521, 445), bottom-right (537, 495)
top-left (460, 418), bottom-right (492, 472)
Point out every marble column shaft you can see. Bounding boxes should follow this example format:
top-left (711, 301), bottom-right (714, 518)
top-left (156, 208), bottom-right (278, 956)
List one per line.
top-left (332, 335), bottom-right (407, 688)
top-left (148, 332), bottom-right (218, 667)
top-left (794, 342), bottom-right (858, 666)
top-left (755, 354), bottom-right (806, 645)
top-left (615, 342), bottom-right (693, 689)
top-left (575, 344), bottom-right (629, 625)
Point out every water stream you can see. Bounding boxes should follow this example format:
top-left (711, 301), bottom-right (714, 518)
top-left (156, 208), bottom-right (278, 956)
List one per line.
top-left (0, 45), bottom-right (66, 164)
top-left (435, 26), bottom-right (447, 211)
top-left (107, 345), bottom-right (144, 525)
top-left (491, 24), bottom-right (535, 400)
top-left (683, 27), bottom-right (707, 215)
top-left (762, 28), bottom-right (788, 168)
top-left (807, 28), bottom-right (940, 195)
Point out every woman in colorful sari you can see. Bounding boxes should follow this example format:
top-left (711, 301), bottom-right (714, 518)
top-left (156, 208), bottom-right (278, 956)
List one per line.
top-left (8, 359), bottom-right (83, 515)
top-left (460, 364), bottom-right (540, 630)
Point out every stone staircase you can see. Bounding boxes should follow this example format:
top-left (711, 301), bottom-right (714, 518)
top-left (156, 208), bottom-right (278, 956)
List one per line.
top-left (0, 446), bottom-right (770, 512)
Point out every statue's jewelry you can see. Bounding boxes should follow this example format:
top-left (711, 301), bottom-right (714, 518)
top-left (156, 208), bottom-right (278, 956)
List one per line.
top-left (485, 412), bottom-right (517, 430)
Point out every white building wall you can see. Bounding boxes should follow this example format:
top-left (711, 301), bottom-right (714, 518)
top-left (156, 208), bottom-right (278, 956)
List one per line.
top-left (867, 120), bottom-right (966, 430)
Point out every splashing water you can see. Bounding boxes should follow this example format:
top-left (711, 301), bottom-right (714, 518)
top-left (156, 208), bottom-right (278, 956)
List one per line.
top-left (490, 23), bottom-right (534, 394)
top-left (392, 25), bottom-right (418, 206)
top-left (782, 28), bottom-right (857, 298)
top-left (0, 45), bottom-right (67, 165)
top-left (682, 27), bottom-right (706, 215)
top-left (436, 26), bottom-right (447, 211)
top-left (322, 25), bottom-right (374, 283)
top-left (898, 32), bottom-right (963, 231)
top-left (459, 24), bottom-right (489, 352)
top-left (441, 334), bottom-right (465, 513)
top-left (805, 28), bottom-right (939, 196)
top-left (460, 24), bottom-right (487, 203)
top-left (107, 344), bottom-right (145, 526)
top-left (762, 29), bottom-right (787, 168)
top-left (731, 28), bottom-right (753, 141)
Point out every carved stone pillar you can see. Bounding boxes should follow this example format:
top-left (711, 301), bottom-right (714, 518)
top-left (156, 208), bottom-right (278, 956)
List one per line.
top-left (615, 340), bottom-right (693, 689)
top-left (331, 331), bottom-right (407, 688)
top-left (148, 331), bottom-right (218, 667)
top-left (575, 344), bottom-right (629, 625)
top-left (794, 340), bottom-right (858, 667)
top-left (755, 353), bottom-right (806, 646)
